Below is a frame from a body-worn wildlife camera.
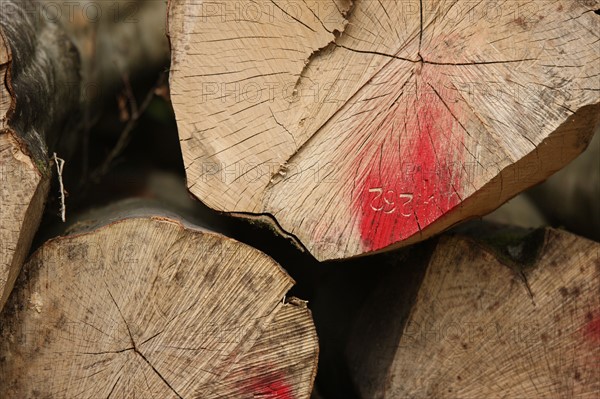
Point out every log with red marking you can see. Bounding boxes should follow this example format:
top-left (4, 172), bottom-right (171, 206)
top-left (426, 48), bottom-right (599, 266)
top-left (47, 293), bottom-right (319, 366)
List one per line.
top-left (168, 0), bottom-right (599, 260)
top-left (0, 200), bottom-right (318, 398)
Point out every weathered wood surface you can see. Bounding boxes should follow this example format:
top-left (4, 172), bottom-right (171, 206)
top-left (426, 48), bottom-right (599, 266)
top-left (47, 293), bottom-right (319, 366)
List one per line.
top-left (168, 0), bottom-right (600, 260)
top-left (0, 201), bottom-right (318, 398)
top-left (345, 228), bottom-right (599, 398)
top-left (0, 0), bottom-right (80, 310)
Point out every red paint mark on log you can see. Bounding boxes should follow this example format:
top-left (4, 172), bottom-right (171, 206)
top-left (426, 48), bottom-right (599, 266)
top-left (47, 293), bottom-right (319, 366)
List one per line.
top-left (353, 66), bottom-right (465, 251)
top-left (584, 315), bottom-right (600, 344)
top-left (244, 375), bottom-right (294, 399)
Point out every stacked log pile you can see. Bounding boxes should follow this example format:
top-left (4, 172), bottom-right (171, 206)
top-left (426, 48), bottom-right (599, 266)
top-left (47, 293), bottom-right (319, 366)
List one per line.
top-left (0, 1), bottom-right (598, 397)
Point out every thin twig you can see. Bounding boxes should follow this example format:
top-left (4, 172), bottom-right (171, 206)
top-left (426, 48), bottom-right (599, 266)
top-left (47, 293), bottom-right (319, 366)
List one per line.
top-left (82, 23), bottom-right (99, 182)
top-left (122, 73), bottom-right (139, 117)
top-left (90, 72), bottom-right (166, 182)
top-left (53, 153), bottom-right (66, 222)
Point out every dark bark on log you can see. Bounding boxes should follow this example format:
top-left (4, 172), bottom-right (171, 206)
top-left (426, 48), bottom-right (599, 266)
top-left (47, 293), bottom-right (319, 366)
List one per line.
top-left (0, 0), bottom-right (80, 310)
top-left (1, 0), bottom-right (80, 160)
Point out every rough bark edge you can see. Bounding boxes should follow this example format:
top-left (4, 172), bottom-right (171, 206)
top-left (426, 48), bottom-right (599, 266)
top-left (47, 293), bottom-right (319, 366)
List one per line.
top-left (0, 0), bottom-right (81, 309)
top-left (0, 0), bottom-right (81, 168)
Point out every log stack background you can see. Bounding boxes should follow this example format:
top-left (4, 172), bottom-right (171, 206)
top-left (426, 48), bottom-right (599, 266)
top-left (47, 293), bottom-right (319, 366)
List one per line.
top-left (0, 1), bottom-right (598, 398)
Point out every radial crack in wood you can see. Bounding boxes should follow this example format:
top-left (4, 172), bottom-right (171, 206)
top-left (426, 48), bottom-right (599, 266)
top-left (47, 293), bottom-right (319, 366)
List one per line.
top-left (0, 206), bottom-right (318, 398)
top-left (0, 0), bottom-right (80, 310)
top-left (346, 228), bottom-right (600, 398)
top-left (168, 0), bottom-right (600, 260)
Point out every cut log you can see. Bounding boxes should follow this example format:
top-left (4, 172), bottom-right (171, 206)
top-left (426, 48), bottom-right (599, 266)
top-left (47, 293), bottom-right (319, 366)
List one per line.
top-left (529, 129), bottom-right (600, 241)
top-left (0, 199), bottom-right (318, 398)
top-left (0, 0), bottom-right (80, 310)
top-left (168, 0), bottom-right (600, 260)
top-left (344, 227), bottom-right (599, 398)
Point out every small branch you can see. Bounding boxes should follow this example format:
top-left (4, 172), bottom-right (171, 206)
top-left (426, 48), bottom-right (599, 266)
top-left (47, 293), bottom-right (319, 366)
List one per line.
top-left (53, 153), bottom-right (67, 222)
top-left (81, 23), bottom-right (99, 182)
top-left (90, 72), bottom-right (166, 183)
top-left (120, 73), bottom-right (139, 120)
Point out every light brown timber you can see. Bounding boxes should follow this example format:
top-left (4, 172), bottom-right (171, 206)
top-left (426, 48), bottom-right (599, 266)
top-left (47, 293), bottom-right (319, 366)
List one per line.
top-left (345, 228), bottom-right (600, 398)
top-left (168, 0), bottom-right (600, 260)
top-left (0, 200), bottom-right (318, 398)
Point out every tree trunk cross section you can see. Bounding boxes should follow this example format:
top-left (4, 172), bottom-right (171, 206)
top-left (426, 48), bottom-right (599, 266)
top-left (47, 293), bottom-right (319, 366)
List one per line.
top-left (169, 0), bottom-right (600, 260)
